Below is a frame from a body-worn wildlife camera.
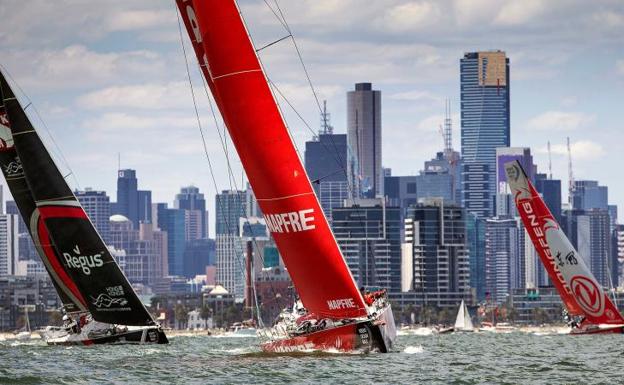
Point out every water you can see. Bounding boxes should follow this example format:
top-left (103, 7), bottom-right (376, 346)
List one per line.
top-left (1, 332), bottom-right (623, 384)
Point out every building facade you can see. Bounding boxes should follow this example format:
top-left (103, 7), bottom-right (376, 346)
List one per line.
top-left (460, 51), bottom-right (510, 218)
top-left (75, 188), bottom-right (111, 243)
top-left (347, 83), bottom-right (382, 197)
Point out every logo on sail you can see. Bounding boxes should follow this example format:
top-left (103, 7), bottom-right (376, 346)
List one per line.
top-left (91, 293), bottom-right (129, 308)
top-left (63, 245), bottom-right (104, 275)
top-left (327, 298), bottom-right (356, 310)
top-left (3, 156), bottom-right (23, 176)
top-left (570, 275), bottom-right (604, 317)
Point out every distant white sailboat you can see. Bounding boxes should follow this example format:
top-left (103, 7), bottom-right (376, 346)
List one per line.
top-left (454, 300), bottom-right (474, 332)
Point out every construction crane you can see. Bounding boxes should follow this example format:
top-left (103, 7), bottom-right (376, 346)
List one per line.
top-left (567, 137), bottom-right (575, 208)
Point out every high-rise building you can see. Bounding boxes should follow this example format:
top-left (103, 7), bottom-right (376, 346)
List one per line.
top-left (416, 152), bottom-right (462, 205)
top-left (347, 83), bottom-right (382, 197)
top-left (484, 217), bottom-right (519, 304)
top-left (109, 216), bottom-right (167, 285)
top-left (305, 133), bottom-right (358, 222)
top-left (154, 203), bottom-right (186, 277)
top-left (75, 188), bottom-right (111, 243)
top-left (401, 199), bottom-right (470, 302)
top-left (175, 186), bottom-right (208, 239)
top-left (466, 213), bottom-right (486, 300)
top-left (215, 190), bottom-right (246, 236)
top-left (571, 180), bottom-right (608, 210)
top-left (495, 147), bottom-right (534, 217)
top-left (0, 214), bottom-right (19, 276)
top-left (5, 200), bottom-right (26, 235)
top-left (460, 51), bottom-right (510, 218)
top-left (115, 169), bottom-right (151, 228)
top-left (384, 175), bottom-right (418, 236)
top-left (535, 174), bottom-right (562, 224)
top-left (563, 209), bottom-right (612, 287)
top-left (332, 198), bottom-right (401, 292)
top-left (183, 238), bottom-right (215, 278)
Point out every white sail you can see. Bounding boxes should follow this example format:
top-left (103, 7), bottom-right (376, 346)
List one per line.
top-left (454, 300), bottom-right (474, 331)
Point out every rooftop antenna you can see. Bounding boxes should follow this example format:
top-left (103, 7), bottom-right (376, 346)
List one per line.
top-left (444, 98), bottom-right (452, 154)
top-left (547, 141), bottom-right (552, 180)
top-left (567, 137), bottom-right (575, 207)
top-left (319, 100), bottom-right (333, 136)
top-left (117, 152), bottom-right (121, 172)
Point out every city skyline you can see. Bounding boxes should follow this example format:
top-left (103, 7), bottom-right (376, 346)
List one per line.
top-left (0, 1), bottom-right (622, 236)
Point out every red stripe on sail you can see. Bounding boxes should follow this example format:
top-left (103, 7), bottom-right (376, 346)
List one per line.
top-left (182, 0), bottom-right (367, 319)
top-left (37, 216), bottom-right (86, 307)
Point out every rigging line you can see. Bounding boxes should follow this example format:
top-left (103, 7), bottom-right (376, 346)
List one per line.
top-left (0, 64), bottom-right (81, 191)
top-left (269, 0), bottom-right (323, 114)
top-left (179, 10), bottom-right (277, 326)
top-left (256, 34), bottom-right (292, 52)
top-left (267, 78), bottom-right (354, 197)
top-left (175, 6), bottom-right (252, 312)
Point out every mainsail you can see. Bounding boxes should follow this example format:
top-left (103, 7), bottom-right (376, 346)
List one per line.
top-left (505, 160), bottom-right (624, 325)
top-left (177, 0), bottom-right (368, 319)
top-left (0, 70), bottom-right (154, 326)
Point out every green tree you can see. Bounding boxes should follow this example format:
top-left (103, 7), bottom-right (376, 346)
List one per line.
top-left (174, 304), bottom-right (188, 330)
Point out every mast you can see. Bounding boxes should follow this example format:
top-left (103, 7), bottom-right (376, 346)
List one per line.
top-left (177, 0), bottom-right (368, 319)
top-left (0, 70), bottom-right (155, 326)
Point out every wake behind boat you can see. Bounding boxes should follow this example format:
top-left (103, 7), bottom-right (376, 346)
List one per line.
top-left (177, 0), bottom-right (396, 353)
top-left (0, 71), bottom-right (167, 346)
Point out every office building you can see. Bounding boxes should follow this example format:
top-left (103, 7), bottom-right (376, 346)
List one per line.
top-left (75, 188), bottom-right (111, 243)
top-left (347, 83), bottom-right (382, 197)
top-left (495, 147), bottom-right (534, 217)
top-left (484, 217), bottom-right (519, 304)
top-left (401, 199), bottom-right (470, 304)
top-left (115, 169), bottom-right (151, 228)
top-left (175, 186), bottom-right (208, 239)
top-left (154, 203), bottom-right (186, 277)
top-left (0, 214), bottom-right (19, 276)
top-left (571, 180), bottom-right (608, 211)
top-left (460, 51), bottom-right (510, 218)
top-left (332, 198), bottom-right (401, 292)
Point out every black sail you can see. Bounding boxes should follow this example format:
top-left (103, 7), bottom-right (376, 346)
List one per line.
top-left (0, 92), bottom-right (85, 313)
top-left (0, 71), bottom-right (154, 326)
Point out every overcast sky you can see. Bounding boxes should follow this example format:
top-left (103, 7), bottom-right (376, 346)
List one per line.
top-left (0, 0), bottom-right (623, 236)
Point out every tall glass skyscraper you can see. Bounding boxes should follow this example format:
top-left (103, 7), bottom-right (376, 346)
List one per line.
top-left (460, 51), bottom-right (510, 218)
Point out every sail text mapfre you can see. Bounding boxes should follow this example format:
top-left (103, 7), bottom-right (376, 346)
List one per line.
top-left (177, 0), bottom-right (368, 319)
top-left (505, 160), bottom-right (624, 325)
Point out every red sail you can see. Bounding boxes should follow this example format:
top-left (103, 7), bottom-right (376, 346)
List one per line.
top-left (177, 0), bottom-right (367, 319)
top-left (505, 161), bottom-right (624, 324)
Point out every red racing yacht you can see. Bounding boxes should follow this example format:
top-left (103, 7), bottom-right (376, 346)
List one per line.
top-left (176, 0), bottom-right (396, 352)
top-left (505, 160), bottom-right (624, 334)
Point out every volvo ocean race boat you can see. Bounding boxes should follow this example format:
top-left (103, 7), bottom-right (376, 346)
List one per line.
top-left (176, 0), bottom-right (396, 352)
top-left (0, 70), bottom-right (168, 345)
top-left (505, 160), bottom-right (624, 334)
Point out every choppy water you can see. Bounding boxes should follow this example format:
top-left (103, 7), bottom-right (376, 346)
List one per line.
top-left (1, 331), bottom-right (623, 384)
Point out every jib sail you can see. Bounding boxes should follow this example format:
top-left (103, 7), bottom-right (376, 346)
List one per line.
top-left (0, 70), bottom-right (154, 326)
top-left (505, 160), bottom-right (624, 325)
top-left (177, 0), bottom-right (368, 319)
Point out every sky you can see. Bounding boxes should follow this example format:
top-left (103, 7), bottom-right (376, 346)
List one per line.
top-left (0, 0), bottom-right (623, 238)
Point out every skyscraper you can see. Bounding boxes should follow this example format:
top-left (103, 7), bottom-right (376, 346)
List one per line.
top-left (215, 190), bottom-right (247, 298)
top-left (484, 217), bottom-right (519, 304)
top-left (495, 147), bottom-right (534, 217)
top-left (116, 169), bottom-right (152, 228)
top-left (154, 203), bottom-right (186, 277)
top-left (535, 174), bottom-right (562, 224)
top-left (305, 133), bottom-right (358, 222)
top-left (75, 188), bottom-right (111, 243)
top-left (460, 51), bottom-right (510, 218)
top-left (571, 180), bottom-right (608, 210)
top-left (215, 190), bottom-right (246, 236)
top-left (416, 151), bottom-right (462, 205)
top-left (0, 214), bottom-right (19, 276)
top-left (402, 199), bottom-right (470, 302)
top-left (347, 83), bottom-right (382, 197)
top-left (332, 198), bottom-right (401, 292)
top-left (175, 186), bottom-right (208, 239)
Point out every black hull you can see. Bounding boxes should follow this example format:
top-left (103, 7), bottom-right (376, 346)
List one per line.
top-left (46, 327), bottom-right (168, 346)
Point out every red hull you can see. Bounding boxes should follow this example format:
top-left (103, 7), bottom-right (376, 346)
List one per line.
top-left (261, 305), bottom-right (396, 353)
top-left (570, 325), bottom-right (624, 335)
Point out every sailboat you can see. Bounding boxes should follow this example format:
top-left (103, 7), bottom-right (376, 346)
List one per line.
top-left (505, 160), bottom-right (624, 334)
top-left (0, 70), bottom-right (168, 345)
top-left (15, 307), bottom-right (33, 341)
top-left (453, 300), bottom-right (474, 332)
top-left (176, 0), bottom-right (396, 352)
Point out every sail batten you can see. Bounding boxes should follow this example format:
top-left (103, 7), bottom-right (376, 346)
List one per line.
top-left (178, 0), bottom-right (368, 319)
